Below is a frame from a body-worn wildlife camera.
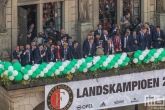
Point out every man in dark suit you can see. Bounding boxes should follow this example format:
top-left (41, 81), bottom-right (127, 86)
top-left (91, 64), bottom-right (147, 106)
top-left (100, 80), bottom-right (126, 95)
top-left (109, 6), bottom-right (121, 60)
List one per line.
top-left (71, 41), bottom-right (82, 59)
top-left (121, 31), bottom-right (132, 52)
top-left (153, 26), bottom-right (165, 48)
top-left (83, 34), bottom-right (91, 52)
top-left (43, 41), bottom-right (51, 62)
top-left (145, 22), bottom-right (153, 36)
top-left (104, 38), bottom-right (114, 55)
top-left (60, 36), bottom-right (67, 46)
top-left (48, 44), bottom-right (56, 62)
top-left (101, 30), bottom-right (110, 42)
top-left (96, 38), bottom-right (105, 49)
top-left (61, 43), bottom-right (72, 61)
top-left (13, 46), bottom-right (22, 62)
top-left (146, 28), bottom-right (153, 49)
top-left (90, 30), bottom-right (95, 40)
top-left (94, 33), bottom-right (101, 45)
top-left (57, 29), bottom-right (69, 41)
top-left (138, 28), bottom-right (148, 50)
top-left (28, 23), bottom-right (36, 41)
top-left (131, 30), bottom-right (139, 51)
top-left (33, 44), bottom-right (46, 64)
top-left (21, 44), bottom-right (33, 66)
top-left (94, 24), bottom-right (103, 36)
top-left (83, 38), bottom-right (96, 57)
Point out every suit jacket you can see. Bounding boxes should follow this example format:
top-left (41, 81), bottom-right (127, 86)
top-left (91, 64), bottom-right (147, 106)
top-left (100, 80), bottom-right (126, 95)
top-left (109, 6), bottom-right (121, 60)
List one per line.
top-left (13, 51), bottom-right (20, 61)
top-left (33, 48), bottom-right (45, 64)
top-left (95, 41), bottom-right (105, 49)
top-left (83, 43), bottom-right (96, 57)
top-left (94, 29), bottom-right (103, 36)
top-left (101, 34), bottom-right (110, 42)
top-left (146, 34), bottom-right (153, 49)
top-left (48, 49), bottom-right (57, 62)
top-left (104, 42), bottom-right (114, 55)
top-left (43, 47), bottom-right (51, 63)
top-left (121, 36), bottom-right (132, 52)
top-left (21, 49), bottom-right (33, 66)
top-left (28, 28), bottom-right (36, 41)
top-left (71, 46), bottom-right (82, 59)
top-left (57, 33), bottom-right (69, 41)
top-left (138, 33), bottom-right (148, 50)
top-left (131, 34), bottom-right (139, 51)
top-left (61, 47), bottom-right (72, 60)
top-left (153, 30), bottom-right (165, 48)
top-left (83, 39), bottom-right (89, 52)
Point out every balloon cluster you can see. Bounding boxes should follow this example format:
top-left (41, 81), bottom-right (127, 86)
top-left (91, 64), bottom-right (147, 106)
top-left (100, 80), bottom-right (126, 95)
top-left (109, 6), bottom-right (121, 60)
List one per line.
top-left (0, 53), bottom-right (130, 81)
top-left (133, 48), bottom-right (165, 64)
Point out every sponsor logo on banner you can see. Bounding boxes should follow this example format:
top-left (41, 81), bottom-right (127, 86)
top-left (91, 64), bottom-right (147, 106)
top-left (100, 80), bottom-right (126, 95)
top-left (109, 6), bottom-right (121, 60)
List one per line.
top-left (144, 95), bottom-right (165, 106)
top-left (100, 102), bottom-right (106, 107)
top-left (131, 98), bottom-right (139, 103)
top-left (114, 100), bottom-right (124, 104)
top-left (76, 104), bottom-right (93, 110)
top-left (47, 84), bottom-right (73, 110)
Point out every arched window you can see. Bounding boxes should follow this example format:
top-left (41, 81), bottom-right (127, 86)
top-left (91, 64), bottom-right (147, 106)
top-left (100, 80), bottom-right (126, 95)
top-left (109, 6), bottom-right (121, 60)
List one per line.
top-left (99, 0), bottom-right (117, 32)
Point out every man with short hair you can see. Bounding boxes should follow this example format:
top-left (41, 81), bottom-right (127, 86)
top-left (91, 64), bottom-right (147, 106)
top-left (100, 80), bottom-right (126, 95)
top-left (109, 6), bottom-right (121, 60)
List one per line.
top-left (121, 32), bottom-right (132, 52)
top-left (71, 41), bottom-right (82, 59)
top-left (57, 29), bottom-right (69, 41)
top-left (131, 30), bottom-right (139, 51)
top-left (13, 46), bottom-right (22, 62)
top-left (94, 24), bottom-right (103, 36)
top-left (138, 28), bottom-right (148, 50)
top-left (83, 38), bottom-right (96, 57)
top-left (61, 43), bottom-right (72, 61)
top-left (101, 30), bottom-right (109, 42)
top-left (48, 44), bottom-right (56, 62)
top-left (28, 23), bottom-right (36, 41)
top-left (120, 12), bottom-right (131, 32)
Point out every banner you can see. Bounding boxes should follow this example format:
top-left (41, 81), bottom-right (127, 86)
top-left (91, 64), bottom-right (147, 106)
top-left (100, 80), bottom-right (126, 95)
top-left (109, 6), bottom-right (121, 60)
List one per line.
top-left (45, 69), bottom-right (165, 110)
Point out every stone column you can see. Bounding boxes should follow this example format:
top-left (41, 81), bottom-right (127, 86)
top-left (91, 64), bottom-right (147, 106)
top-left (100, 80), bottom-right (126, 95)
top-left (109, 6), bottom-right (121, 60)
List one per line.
top-left (92, 0), bottom-right (99, 30)
top-left (37, 3), bottom-right (43, 34)
top-left (117, 0), bottom-right (123, 24)
top-left (11, 0), bottom-right (18, 52)
top-left (156, 13), bottom-right (165, 32)
top-left (141, 0), bottom-right (150, 22)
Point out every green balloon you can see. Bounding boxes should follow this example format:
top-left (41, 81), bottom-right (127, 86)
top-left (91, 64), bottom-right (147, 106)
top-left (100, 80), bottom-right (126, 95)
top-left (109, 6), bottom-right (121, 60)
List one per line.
top-left (8, 71), bottom-right (12, 76)
top-left (101, 56), bottom-right (107, 61)
top-left (138, 60), bottom-right (142, 64)
top-left (31, 72), bottom-right (37, 79)
top-left (110, 60), bottom-right (115, 65)
top-left (81, 62), bottom-right (87, 68)
top-left (57, 62), bottom-right (62, 66)
top-left (107, 65), bottom-right (111, 69)
top-left (51, 67), bottom-right (56, 73)
top-left (121, 62), bottom-right (126, 67)
top-left (116, 54), bottom-right (121, 58)
top-left (147, 54), bottom-right (152, 59)
top-left (161, 51), bottom-right (165, 56)
top-left (39, 65), bottom-right (44, 70)
top-left (41, 62), bottom-right (47, 67)
top-left (54, 63), bottom-right (60, 68)
top-left (86, 57), bottom-right (91, 62)
top-left (101, 67), bottom-right (106, 70)
top-left (0, 68), bottom-right (3, 74)
top-left (44, 73), bottom-right (47, 78)
top-left (4, 62), bottom-right (12, 70)
top-left (125, 57), bottom-right (130, 62)
top-left (0, 62), bottom-right (4, 65)
top-left (22, 69), bottom-right (28, 74)
top-left (143, 59), bottom-right (148, 63)
top-left (25, 65), bottom-right (31, 70)
top-left (136, 50), bottom-right (142, 54)
top-left (47, 71), bottom-right (52, 76)
top-left (154, 59), bottom-right (158, 63)
top-left (67, 65), bottom-right (72, 70)
top-left (98, 60), bottom-right (103, 65)
top-left (94, 63), bottom-right (100, 69)
top-left (134, 53), bottom-right (139, 58)
top-left (63, 69), bottom-right (68, 74)
top-left (13, 62), bottom-right (22, 71)
top-left (113, 57), bottom-right (118, 62)
top-left (79, 67), bottom-right (83, 72)
top-left (14, 72), bottom-right (23, 81)
top-left (35, 69), bottom-right (41, 74)
top-left (158, 55), bottom-right (163, 61)
top-left (89, 67), bottom-right (95, 72)
top-left (70, 62), bottom-right (75, 67)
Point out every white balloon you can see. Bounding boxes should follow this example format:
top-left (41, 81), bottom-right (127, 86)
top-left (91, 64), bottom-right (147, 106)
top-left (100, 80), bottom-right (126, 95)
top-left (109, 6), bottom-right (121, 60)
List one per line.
top-left (139, 55), bottom-right (144, 60)
top-left (83, 68), bottom-right (88, 73)
top-left (39, 72), bottom-right (44, 77)
top-left (67, 71), bottom-right (70, 74)
top-left (36, 75), bottom-right (39, 78)
top-left (4, 70), bottom-right (8, 75)
top-left (160, 48), bottom-right (164, 52)
top-left (77, 60), bottom-right (82, 65)
top-left (34, 64), bottom-right (39, 68)
top-left (146, 61), bottom-right (149, 63)
top-left (9, 76), bottom-right (14, 81)
top-left (103, 62), bottom-right (108, 67)
top-left (49, 62), bottom-right (54, 67)
top-left (23, 74), bottom-right (29, 80)
top-left (117, 59), bottom-right (123, 65)
top-left (122, 52), bottom-right (127, 57)
top-left (71, 68), bottom-right (75, 73)
top-left (157, 50), bottom-right (162, 54)
top-left (114, 63), bottom-right (118, 68)
top-left (8, 66), bottom-right (14, 71)
top-left (154, 53), bottom-right (159, 58)
top-left (46, 64), bottom-right (51, 70)
top-left (43, 68), bottom-right (48, 73)
top-left (133, 58), bottom-right (138, 63)
top-left (120, 55), bottom-right (126, 60)
top-left (81, 58), bottom-right (85, 62)
top-left (51, 74), bottom-right (54, 77)
top-left (92, 60), bottom-right (96, 64)
top-left (21, 67), bottom-right (25, 71)
top-left (106, 58), bottom-right (111, 63)
top-left (142, 52), bottom-right (147, 56)
top-left (74, 64), bottom-right (80, 69)
top-left (55, 69), bottom-right (60, 75)
top-left (31, 66), bottom-right (36, 72)
top-left (13, 70), bottom-right (18, 76)
top-left (65, 60), bottom-right (70, 65)
top-left (62, 62), bottom-right (67, 67)
top-left (0, 64), bottom-right (4, 69)
top-left (150, 57), bottom-right (155, 62)
top-left (28, 70), bottom-right (33, 76)
top-left (87, 63), bottom-right (92, 68)
top-left (59, 66), bottom-right (64, 71)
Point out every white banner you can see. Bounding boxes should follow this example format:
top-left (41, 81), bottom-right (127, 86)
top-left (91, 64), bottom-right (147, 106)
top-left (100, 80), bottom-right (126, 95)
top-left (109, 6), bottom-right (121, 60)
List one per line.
top-left (45, 69), bottom-right (165, 110)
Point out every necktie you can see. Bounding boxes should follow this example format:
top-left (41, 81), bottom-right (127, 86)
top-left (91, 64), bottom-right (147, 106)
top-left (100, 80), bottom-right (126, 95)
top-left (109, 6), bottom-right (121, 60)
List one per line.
top-left (51, 50), bottom-right (54, 60)
top-left (28, 52), bottom-right (30, 62)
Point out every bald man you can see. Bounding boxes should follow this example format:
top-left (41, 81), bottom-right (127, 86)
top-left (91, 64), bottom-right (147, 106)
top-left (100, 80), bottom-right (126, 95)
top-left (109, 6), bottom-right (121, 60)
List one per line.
top-left (57, 29), bottom-right (69, 41)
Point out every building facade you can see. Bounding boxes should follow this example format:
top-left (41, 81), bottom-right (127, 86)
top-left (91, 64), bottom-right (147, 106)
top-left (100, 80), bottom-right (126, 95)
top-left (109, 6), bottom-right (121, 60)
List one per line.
top-left (5, 0), bottom-right (159, 52)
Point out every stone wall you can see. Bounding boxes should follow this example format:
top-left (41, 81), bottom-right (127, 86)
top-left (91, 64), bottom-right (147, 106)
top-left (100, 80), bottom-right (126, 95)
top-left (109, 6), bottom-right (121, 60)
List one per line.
top-left (0, 86), bottom-right (10, 110)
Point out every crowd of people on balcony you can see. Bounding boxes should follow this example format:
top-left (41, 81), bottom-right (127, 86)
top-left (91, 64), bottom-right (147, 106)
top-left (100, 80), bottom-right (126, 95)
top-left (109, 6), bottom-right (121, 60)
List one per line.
top-left (14, 12), bottom-right (165, 66)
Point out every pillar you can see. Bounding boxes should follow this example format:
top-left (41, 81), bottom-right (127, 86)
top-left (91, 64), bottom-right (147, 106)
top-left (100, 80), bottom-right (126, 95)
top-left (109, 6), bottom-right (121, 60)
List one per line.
top-left (141, 0), bottom-right (150, 22)
top-left (11, 0), bottom-right (18, 52)
top-left (37, 3), bottom-right (43, 34)
top-left (117, 0), bottom-right (123, 24)
top-left (92, 0), bottom-right (99, 30)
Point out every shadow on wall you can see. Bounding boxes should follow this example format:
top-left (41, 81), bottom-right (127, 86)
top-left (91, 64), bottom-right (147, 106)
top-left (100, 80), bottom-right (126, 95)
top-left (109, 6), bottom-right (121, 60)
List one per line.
top-left (33, 101), bottom-right (44, 110)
